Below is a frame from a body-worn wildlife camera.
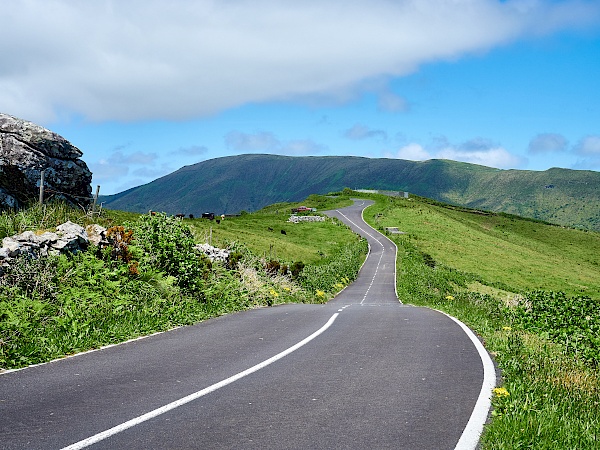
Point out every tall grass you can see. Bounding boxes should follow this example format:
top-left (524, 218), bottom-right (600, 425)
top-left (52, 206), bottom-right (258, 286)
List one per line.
top-left (0, 201), bottom-right (139, 240)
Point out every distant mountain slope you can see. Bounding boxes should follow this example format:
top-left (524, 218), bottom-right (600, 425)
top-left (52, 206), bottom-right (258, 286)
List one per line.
top-left (101, 154), bottom-right (600, 231)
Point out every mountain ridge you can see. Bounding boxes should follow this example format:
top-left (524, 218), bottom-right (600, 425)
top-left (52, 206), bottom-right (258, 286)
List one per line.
top-left (101, 154), bottom-right (600, 231)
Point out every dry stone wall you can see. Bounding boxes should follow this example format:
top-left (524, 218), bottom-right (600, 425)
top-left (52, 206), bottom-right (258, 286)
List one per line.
top-left (288, 215), bottom-right (326, 223)
top-left (0, 222), bottom-right (107, 274)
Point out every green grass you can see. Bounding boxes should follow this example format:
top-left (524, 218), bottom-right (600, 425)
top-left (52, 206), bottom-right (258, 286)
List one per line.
top-left (361, 193), bottom-right (600, 448)
top-left (0, 198), bottom-right (366, 370)
top-left (186, 195), bottom-right (356, 264)
top-left (368, 196), bottom-right (600, 298)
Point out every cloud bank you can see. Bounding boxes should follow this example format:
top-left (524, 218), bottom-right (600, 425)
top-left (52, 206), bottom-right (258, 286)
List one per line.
top-left (528, 133), bottom-right (569, 154)
top-left (225, 131), bottom-right (326, 155)
top-left (2, 0), bottom-right (599, 123)
top-left (392, 137), bottom-right (527, 169)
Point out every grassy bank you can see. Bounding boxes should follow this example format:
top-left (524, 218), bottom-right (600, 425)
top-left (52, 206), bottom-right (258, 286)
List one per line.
top-left (364, 194), bottom-right (600, 448)
top-left (0, 195), bottom-right (365, 370)
top-left (186, 194), bottom-right (355, 264)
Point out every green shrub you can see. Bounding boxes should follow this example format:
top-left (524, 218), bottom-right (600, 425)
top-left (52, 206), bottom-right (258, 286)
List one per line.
top-left (290, 261), bottom-right (305, 279)
top-left (125, 213), bottom-right (211, 291)
top-left (513, 290), bottom-right (600, 366)
top-left (265, 259), bottom-right (280, 275)
top-left (0, 254), bottom-right (60, 301)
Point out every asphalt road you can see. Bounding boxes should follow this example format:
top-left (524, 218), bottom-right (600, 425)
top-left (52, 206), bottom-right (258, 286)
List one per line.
top-left (0, 200), bottom-right (495, 449)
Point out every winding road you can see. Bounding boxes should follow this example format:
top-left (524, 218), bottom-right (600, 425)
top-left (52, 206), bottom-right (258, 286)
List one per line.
top-left (0, 200), bottom-right (495, 449)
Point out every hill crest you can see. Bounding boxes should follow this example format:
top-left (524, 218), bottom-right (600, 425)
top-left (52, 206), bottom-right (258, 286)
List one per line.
top-left (101, 154), bottom-right (600, 231)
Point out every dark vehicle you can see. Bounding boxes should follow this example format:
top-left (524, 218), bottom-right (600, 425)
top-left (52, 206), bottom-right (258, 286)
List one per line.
top-left (201, 212), bottom-right (215, 220)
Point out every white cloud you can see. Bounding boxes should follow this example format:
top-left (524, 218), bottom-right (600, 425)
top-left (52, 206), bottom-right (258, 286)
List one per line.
top-left (281, 140), bottom-right (326, 156)
top-left (394, 143), bottom-right (432, 161)
top-left (377, 91), bottom-right (409, 113)
top-left (438, 146), bottom-right (525, 168)
top-left (528, 133), bottom-right (568, 154)
top-left (2, 0), bottom-right (598, 123)
top-left (89, 160), bottom-right (129, 184)
top-left (225, 131), bottom-right (280, 152)
top-left (225, 131), bottom-right (325, 155)
top-left (391, 137), bottom-right (526, 169)
top-left (89, 150), bottom-right (159, 185)
top-left (574, 135), bottom-right (600, 155)
top-left (170, 145), bottom-right (209, 156)
top-left (344, 124), bottom-right (388, 141)
top-left (572, 136), bottom-right (600, 170)
top-left (119, 151), bottom-right (158, 165)
top-left (132, 164), bottom-right (174, 178)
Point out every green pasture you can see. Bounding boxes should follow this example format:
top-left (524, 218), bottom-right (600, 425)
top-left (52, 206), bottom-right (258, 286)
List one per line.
top-left (367, 197), bottom-right (600, 298)
top-left (186, 195), bottom-right (355, 264)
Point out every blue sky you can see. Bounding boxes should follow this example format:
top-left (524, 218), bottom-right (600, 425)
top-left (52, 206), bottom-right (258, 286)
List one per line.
top-left (2, 1), bottom-right (600, 195)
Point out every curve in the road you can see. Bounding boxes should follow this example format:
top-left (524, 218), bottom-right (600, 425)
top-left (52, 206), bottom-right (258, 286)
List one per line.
top-left (328, 199), bottom-right (496, 449)
top-left (328, 204), bottom-right (399, 304)
top-left (61, 313), bottom-right (341, 450)
top-left (0, 199), bottom-right (496, 450)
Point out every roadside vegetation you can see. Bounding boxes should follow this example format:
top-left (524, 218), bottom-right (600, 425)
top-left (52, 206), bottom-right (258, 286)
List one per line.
top-left (365, 194), bottom-right (600, 448)
top-left (3, 191), bottom-right (599, 447)
top-left (0, 194), bottom-right (365, 370)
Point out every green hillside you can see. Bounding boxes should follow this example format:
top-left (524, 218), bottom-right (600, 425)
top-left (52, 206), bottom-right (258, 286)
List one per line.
top-left (101, 155), bottom-right (600, 231)
top-left (359, 193), bottom-right (600, 448)
top-left (367, 196), bottom-right (600, 298)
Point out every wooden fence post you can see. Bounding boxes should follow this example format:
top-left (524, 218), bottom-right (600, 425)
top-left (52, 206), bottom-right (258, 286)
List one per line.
top-left (92, 185), bottom-right (100, 212)
top-left (39, 170), bottom-right (45, 205)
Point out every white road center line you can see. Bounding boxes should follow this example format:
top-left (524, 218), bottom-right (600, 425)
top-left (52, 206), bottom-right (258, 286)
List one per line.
top-left (335, 209), bottom-right (387, 305)
top-left (61, 313), bottom-right (340, 450)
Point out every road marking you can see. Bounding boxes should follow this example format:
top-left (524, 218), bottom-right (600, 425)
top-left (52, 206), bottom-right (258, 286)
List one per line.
top-left (437, 311), bottom-right (497, 450)
top-left (336, 201), bottom-right (494, 448)
top-left (61, 313), bottom-right (340, 450)
top-left (334, 208), bottom-right (390, 305)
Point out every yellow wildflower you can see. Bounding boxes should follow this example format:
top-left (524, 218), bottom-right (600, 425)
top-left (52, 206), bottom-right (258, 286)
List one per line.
top-left (502, 326), bottom-right (512, 331)
top-left (316, 290), bottom-right (325, 298)
top-left (269, 289), bottom-right (279, 297)
top-left (445, 295), bottom-right (455, 301)
top-left (493, 387), bottom-right (510, 398)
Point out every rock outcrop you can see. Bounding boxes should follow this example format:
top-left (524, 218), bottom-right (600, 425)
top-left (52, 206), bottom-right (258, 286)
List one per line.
top-left (0, 113), bottom-right (92, 209)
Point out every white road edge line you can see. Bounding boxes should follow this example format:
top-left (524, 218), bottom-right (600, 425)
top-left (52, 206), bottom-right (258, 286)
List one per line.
top-left (437, 311), bottom-right (496, 450)
top-left (61, 313), bottom-right (340, 450)
top-left (334, 201), bottom-right (495, 447)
